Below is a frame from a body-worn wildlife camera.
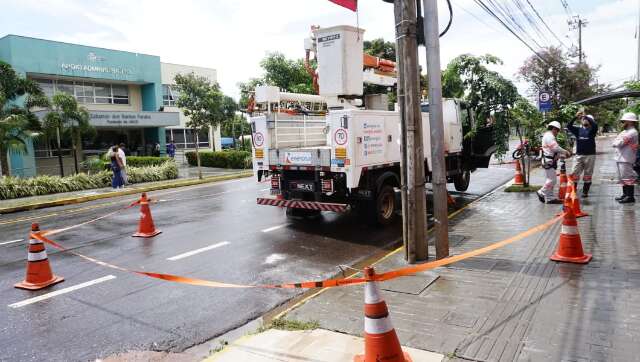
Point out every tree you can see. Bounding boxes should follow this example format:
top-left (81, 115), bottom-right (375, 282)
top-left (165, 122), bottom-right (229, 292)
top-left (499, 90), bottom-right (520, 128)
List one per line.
top-left (0, 61), bottom-right (47, 176)
top-left (518, 47), bottom-right (597, 108)
top-left (43, 93), bottom-right (91, 176)
top-left (220, 96), bottom-right (239, 148)
top-left (174, 73), bottom-right (229, 179)
top-left (260, 53), bottom-right (315, 94)
top-left (442, 54), bottom-right (520, 156)
top-left (364, 38), bottom-right (396, 60)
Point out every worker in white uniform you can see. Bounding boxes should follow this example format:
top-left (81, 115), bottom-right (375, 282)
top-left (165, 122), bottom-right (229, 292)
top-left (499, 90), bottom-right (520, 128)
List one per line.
top-left (612, 112), bottom-right (639, 204)
top-left (537, 121), bottom-right (571, 204)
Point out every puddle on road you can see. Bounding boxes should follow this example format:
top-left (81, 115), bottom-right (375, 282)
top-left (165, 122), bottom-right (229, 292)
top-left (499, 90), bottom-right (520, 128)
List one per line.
top-left (264, 253), bottom-right (286, 264)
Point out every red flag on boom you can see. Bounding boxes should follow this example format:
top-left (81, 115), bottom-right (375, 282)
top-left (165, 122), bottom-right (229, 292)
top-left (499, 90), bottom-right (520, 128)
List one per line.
top-left (329, 0), bottom-right (357, 12)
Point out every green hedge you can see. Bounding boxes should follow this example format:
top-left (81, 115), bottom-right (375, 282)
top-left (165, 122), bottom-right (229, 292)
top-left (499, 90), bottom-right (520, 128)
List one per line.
top-left (0, 161), bottom-right (178, 200)
top-left (127, 156), bottom-right (171, 167)
top-left (100, 156), bottom-right (170, 170)
top-left (185, 150), bottom-right (251, 169)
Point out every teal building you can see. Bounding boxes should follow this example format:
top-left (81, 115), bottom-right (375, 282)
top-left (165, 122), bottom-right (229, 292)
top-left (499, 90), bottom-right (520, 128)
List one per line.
top-left (0, 35), bottom-right (181, 177)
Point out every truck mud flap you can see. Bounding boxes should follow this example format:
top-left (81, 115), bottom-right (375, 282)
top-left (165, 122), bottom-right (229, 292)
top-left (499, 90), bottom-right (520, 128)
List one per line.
top-left (257, 197), bottom-right (348, 212)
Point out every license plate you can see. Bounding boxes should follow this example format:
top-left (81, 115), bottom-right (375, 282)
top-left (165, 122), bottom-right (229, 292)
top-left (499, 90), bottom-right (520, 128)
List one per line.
top-left (292, 182), bottom-right (314, 191)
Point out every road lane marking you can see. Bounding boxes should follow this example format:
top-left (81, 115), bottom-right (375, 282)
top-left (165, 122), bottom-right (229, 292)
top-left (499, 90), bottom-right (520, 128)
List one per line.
top-left (167, 241), bottom-right (230, 261)
top-left (0, 239), bottom-right (23, 246)
top-left (8, 275), bottom-right (116, 309)
top-left (261, 224), bottom-right (289, 233)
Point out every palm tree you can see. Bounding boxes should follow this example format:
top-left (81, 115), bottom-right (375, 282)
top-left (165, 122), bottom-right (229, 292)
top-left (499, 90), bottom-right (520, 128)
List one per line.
top-left (43, 93), bottom-right (91, 176)
top-left (0, 61), bottom-right (47, 176)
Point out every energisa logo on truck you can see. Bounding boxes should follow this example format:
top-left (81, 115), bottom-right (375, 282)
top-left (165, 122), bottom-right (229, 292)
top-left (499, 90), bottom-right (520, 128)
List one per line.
top-left (284, 151), bottom-right (313, 165)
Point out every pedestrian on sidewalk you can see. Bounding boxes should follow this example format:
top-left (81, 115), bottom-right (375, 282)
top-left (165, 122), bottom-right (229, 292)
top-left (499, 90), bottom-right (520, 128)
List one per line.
top-left (167, 141), bottom-right (176, 158)
top-left (567, 111), bottom-right (598, 197)
top-left (118, 143), bottom-right (128, 186)
top-left (612, 112), bottom-right (639, 203)
top-left (108, 145), bottom-right (124, 189)
top-left (537, 121), bottom-right (572, 204)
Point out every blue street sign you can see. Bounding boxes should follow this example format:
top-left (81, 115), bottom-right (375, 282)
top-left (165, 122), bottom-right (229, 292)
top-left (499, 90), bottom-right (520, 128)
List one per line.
top-left (538, 91), bottom-right (552, 112)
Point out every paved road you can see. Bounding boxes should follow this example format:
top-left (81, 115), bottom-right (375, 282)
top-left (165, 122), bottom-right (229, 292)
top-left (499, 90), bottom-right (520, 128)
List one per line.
top-left (0, 167), bottom-right (513, 361)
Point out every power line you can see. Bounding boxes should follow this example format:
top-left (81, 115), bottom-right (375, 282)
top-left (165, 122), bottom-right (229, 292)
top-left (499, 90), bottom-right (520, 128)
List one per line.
top-left (453, 2), bottom-right (502, 34)
top-left (509, 0), bottom-right (550, 44)
top-left (525, 0), bottom-right (569, 49)
top-left (473, 0), bottom-right (549, 63)
top-left (486, 0), bottom-right (544, 49)
top-left (560, 0), bottom-right (573, 18)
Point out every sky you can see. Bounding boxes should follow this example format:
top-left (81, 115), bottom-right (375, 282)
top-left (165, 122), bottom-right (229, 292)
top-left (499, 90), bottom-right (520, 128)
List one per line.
top-left (0, 0), bottom-right (637, 101)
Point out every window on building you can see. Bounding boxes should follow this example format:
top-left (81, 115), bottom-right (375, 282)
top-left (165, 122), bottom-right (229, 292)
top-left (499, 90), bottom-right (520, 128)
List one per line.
top-left (165, 128), bottom-right (209, 150)
top-left (35, 79), bottom-right (54, 98)
top-left (94, 83), bottom-right (112, 104)
top-left (112, 85), bottom-right (129, 105)
top-left (56, 80), bottom-right (74, 96)
top-left (30, 78), bottom-right (130, 105)
top-left (162, 84), bottom-right (180, 106)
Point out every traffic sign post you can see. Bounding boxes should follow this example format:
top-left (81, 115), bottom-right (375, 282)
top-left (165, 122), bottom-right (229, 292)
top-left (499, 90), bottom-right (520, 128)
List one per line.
top-left (538, 91), bottom-right (552, 113)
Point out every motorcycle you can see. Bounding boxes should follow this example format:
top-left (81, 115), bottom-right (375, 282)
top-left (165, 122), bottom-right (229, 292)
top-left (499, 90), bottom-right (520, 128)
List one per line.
top-left (512, 140), bottom-right (542, 160)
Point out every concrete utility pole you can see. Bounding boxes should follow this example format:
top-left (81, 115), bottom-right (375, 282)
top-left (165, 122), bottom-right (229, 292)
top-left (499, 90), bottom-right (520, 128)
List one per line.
top-left (569, 15), bottom-right (587, 64)
top-left (637, 0), bottom-right (640, 80)
top-left (422, 0), bottom-right (449, 259)
top-left (391, 0), bottom-right (428, 263)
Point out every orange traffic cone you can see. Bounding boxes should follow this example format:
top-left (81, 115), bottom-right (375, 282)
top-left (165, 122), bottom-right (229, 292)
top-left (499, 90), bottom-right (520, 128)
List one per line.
top-left (567, 180), bottom-right (588, 218)
top-left (447, 193), bottom-right (456, 206)
top-left (15, 223), bottom-right (64, 290)
top-left (354, 267), bottom-right (412, 362)
top-left (513, 160), bottom-right (524, 186)
top-left (550, 200), bottom-right (592, 264)
top-left (558, 162), bottom-right (568, 201)
top-left (132, 193), bottom-right (162, 238)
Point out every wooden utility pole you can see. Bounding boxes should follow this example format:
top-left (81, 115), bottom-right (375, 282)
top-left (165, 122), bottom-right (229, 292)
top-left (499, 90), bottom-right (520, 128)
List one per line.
top-left (423, 0), bottom-right (449, 259)
top-left (393, 0), bottom-right (428, 263)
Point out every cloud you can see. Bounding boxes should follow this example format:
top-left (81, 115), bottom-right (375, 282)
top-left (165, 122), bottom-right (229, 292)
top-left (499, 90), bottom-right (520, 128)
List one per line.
top-left (0, 0), bottom-right (637, 102)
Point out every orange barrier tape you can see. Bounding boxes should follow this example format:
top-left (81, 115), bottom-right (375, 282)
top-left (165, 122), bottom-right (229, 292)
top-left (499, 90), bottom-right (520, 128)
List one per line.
top-left (375, 214), bottom-right (563, 282)
top-left (41, 202), bottom-right (137, 237)
top-left (33, 214), bottom-right (563, 289)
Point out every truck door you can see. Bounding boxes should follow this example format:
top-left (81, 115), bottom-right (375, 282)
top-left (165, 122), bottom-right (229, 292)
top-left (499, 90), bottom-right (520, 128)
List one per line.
top-left (460, 104), bottom-right (496, 169)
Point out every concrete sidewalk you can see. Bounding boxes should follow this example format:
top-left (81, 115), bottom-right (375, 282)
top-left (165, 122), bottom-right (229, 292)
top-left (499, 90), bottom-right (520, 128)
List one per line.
top-left (206, 329), bottom-right (443, 362)
top-left (0, 167), bottom-right (251, 214)
top-left (275, 137), bottom-right (640, 362)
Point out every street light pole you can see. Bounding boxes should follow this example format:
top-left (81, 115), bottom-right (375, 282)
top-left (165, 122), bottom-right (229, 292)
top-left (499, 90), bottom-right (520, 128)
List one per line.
top-left (423, 0), bottom-right (449, 259)
top-left (393, 0), bottom-right (428, 263)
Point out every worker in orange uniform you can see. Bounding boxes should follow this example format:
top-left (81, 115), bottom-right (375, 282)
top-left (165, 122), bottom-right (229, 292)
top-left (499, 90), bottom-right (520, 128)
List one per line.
top-left (537, 121), bottom-right (571, 204)
top-left (613, 112), bottom-right (639, 203)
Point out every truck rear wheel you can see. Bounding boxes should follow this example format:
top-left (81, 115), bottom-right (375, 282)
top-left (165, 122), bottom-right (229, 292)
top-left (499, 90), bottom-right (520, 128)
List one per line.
top-left (376, 185), bottom-right (397, 225)
top-left (454, 170), bottom-right (471, 191)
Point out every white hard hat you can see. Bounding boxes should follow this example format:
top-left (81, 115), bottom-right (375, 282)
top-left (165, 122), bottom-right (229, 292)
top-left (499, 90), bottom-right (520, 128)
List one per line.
top-left (620, 112), bottom-right (638, 122)
top-left (584, 114), bottom-right (595, 122)
top-left (547, 121), bottom-right (561, 130)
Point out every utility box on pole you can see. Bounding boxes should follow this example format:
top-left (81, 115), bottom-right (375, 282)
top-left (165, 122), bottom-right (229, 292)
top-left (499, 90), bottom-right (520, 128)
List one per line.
top-left (315, 25), bottom-right (365, 100)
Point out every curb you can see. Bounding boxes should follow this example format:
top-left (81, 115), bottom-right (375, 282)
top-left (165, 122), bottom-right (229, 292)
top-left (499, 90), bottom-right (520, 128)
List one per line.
top-left (0, 171), bottom-right (253, 214)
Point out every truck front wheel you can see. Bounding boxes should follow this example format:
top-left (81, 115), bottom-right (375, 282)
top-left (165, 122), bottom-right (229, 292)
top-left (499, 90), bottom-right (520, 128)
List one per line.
top-left (376, 185), bottom-right (397, 225)
top-left (454, 170), bottom-right (470, 191)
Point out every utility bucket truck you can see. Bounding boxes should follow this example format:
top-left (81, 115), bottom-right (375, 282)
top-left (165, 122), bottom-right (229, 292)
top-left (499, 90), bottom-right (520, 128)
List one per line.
top-left (251, 25), bottom-right (495, 224)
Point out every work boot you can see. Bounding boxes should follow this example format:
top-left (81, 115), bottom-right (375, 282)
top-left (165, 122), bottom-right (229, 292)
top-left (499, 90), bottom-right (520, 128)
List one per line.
top-left (582, 182), bottom-right (591, 197)
top-left (615, 186), bottom-right (626, 201)
top-left (546, 199), bottom-right (563, 204)
top-left (619, 185), bottom-right (636, 204)
top-left (536, 190), bottom-right (545, 203)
